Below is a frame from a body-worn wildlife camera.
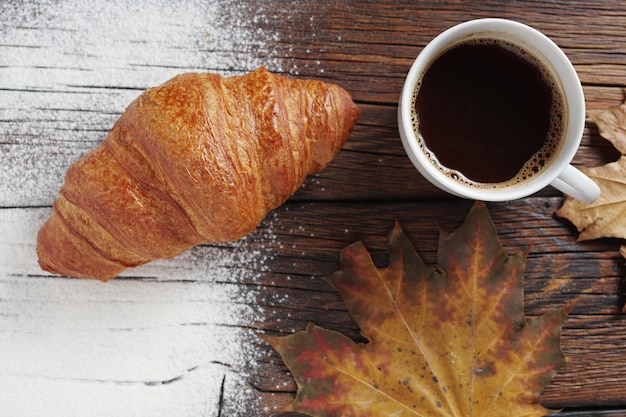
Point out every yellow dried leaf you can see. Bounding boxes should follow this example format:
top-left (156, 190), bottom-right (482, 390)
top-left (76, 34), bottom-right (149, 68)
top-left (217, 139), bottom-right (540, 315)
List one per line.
top-left (588, 104), bottom-right (626, 154)
top-left (557, 157), bottom-right (626, 241)
top-left (557, 102), bottom-right (626, 241)
top-left (264, 202), bottom-right (568, 417)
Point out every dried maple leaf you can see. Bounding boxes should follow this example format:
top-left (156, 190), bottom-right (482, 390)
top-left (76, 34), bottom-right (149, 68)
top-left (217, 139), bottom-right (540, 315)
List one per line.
top-left (263, 202), bottom-right (569, 417)
top-left (557, 102), bottom-right (626, 241)
top-left (588, 103), bottom-right (626, 154)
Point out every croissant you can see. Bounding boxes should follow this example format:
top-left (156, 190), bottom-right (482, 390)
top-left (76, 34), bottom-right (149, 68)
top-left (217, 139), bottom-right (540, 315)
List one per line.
top-left (36, 67), bottom-right (359, 281)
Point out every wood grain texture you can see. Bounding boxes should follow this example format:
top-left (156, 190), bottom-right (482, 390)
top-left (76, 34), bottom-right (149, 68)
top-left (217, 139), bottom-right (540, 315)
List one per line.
top-left (1, 0), bottom-right (626, 416)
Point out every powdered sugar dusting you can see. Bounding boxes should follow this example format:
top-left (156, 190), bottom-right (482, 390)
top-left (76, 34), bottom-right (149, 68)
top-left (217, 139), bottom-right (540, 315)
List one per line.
top-left (0, 0), bottom-right (292, 415)
top-left (0, 206), bottom-right (280, 416)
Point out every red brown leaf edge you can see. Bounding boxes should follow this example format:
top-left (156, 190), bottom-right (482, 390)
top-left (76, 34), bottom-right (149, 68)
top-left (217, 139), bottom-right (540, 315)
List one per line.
top-left (261, 201), bottom-right (570, 417)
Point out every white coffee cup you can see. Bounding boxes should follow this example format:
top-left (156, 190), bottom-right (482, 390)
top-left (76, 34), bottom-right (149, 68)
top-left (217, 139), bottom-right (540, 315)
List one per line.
top-left (398, 18), bottom-right (600, 203)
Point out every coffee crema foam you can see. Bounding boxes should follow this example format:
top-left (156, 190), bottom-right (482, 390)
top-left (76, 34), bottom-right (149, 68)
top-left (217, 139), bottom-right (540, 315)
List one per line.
top-left (410, 37), bottom-right (567, 189)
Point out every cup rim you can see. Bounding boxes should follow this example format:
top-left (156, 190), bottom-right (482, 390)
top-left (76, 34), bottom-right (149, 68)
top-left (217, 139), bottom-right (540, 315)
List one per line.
top-left (399, 18), bottom-right (586, 201)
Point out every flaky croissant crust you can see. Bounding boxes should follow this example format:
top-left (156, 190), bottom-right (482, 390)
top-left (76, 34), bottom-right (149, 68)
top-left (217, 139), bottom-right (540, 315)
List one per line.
top-left (37, 67), bottom-right (360, 280)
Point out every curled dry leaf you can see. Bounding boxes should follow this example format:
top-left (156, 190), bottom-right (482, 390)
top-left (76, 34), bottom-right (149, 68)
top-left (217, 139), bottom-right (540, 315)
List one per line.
top-left (263, 202), bottom-right (569, 417)
top-left (557, 102), bottom-right (626, 241)
top-left (588, 103), bottom-right (626, 154)
top-left (556, 157), bottom-right (626, 241)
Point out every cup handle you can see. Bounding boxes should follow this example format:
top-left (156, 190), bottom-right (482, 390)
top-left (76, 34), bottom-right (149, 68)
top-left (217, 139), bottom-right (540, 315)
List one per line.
top-left (550, 164), bottom-right (600, 204)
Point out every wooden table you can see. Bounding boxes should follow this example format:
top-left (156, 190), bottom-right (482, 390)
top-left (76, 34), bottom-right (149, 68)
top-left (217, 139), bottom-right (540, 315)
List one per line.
top-left (1, 1), bottom-right (625, 416)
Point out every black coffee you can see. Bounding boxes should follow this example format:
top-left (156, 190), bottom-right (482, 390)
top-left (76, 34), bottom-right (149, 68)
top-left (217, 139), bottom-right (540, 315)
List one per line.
top-left (412, 39), bottom-right (565, 185)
